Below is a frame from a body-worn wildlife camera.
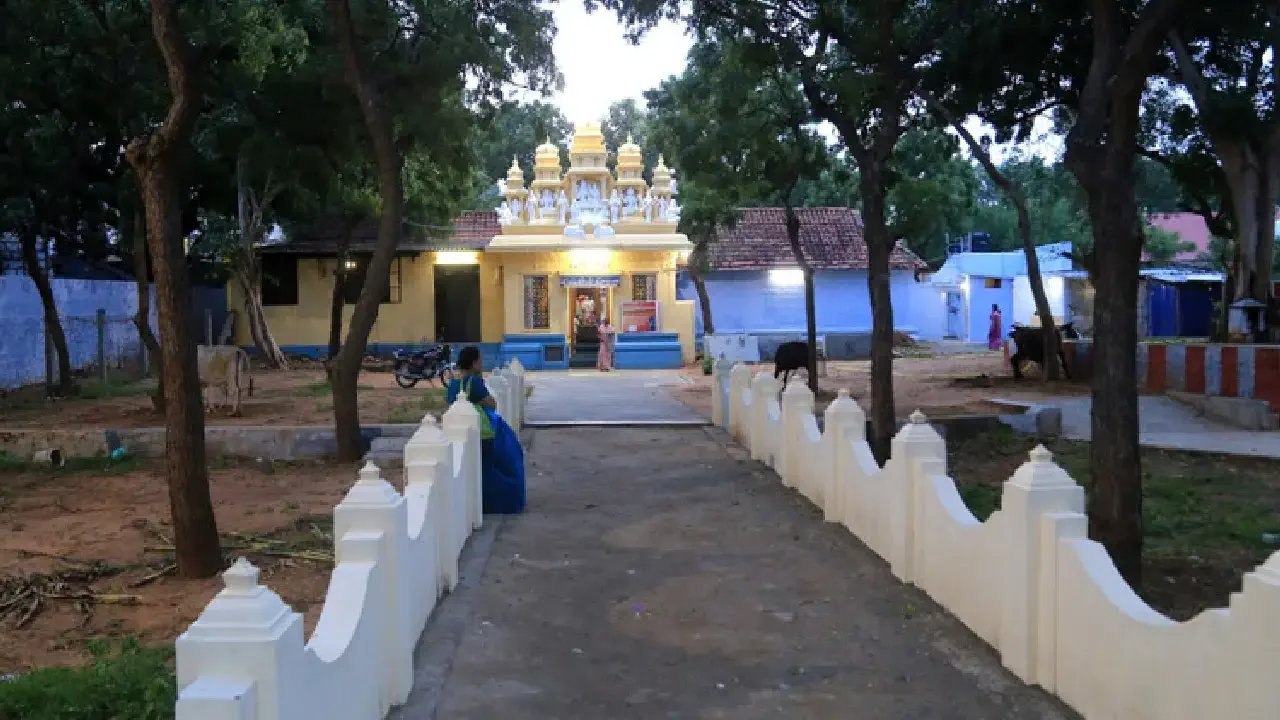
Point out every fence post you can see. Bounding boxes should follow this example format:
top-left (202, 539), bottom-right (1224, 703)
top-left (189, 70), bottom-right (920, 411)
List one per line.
top-left (97, 309), bottom-right (107, 381)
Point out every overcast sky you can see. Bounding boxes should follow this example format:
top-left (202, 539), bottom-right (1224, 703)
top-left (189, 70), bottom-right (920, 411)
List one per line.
top-left (545, 2), bottom-right (1061, 163)
top-left (549, 3), bottom-right (691, 123)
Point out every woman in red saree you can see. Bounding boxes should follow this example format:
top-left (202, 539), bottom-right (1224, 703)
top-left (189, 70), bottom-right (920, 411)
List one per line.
top-left (597, 317), bottom-right (616, 372)
top-left (987, 304), bottom-right (1003, 350)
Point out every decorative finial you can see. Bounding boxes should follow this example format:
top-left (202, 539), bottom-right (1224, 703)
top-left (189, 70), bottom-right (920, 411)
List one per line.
top-left (420, 413), bottom-right (439, 427)
top-left (838, 389), bottom-right (850, 400)
top-left (626, 133), bottom-right (634, 144)
top-left (359, 461), bottom-right (381, 484)
top-left (510, 154), bottom-right (519, 168)
top-left (909, 409), bottom-right (928, 424)
top-left (546, 135), bottom-right (552, 145)
top-left (222, 557), bottom-right (260, 595)
top-left (1029, 445), bottom-right (1053, 464)
top-left (657, 153), bottom-right (665, 165)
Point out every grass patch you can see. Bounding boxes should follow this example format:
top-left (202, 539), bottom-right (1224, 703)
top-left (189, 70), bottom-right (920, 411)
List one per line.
top-left (0, 637), bottom-right (175, 720)
top-left (76, 378), bottom-right (155, 400)
top-left (947, 424), bottom-right (1279, 619)
top-left (0, 451), bottom-right (142, 477)
top-left (296, 380), bottom-right (374, 397)
top-left (386, 390), bottom-right (449, 424)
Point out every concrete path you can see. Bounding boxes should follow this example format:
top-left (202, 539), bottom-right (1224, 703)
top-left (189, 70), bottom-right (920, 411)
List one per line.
top-left (1040, 395), bottom-right (1280, 459)
top-left (524, 370), bottom-right (708, 426)
top-left (426, 426), bottom-right (1071, 719)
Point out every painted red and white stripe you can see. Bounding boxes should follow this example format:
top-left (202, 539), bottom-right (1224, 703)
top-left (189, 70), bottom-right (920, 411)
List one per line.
top-left (1062, 341), bottom-right (1280, 411)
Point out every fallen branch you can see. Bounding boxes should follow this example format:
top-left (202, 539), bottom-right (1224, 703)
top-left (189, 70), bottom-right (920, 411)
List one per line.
top-left (129, 563), bottom-right (177, 588)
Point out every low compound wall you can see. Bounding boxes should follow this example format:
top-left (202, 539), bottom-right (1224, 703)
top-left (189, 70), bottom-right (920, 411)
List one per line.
top-left (1063, 340), bottom-right (1280, 410)
top-left (171, 362), bottom-right (524, 720)
top-left (711, 359), bottom-right (1280, 720)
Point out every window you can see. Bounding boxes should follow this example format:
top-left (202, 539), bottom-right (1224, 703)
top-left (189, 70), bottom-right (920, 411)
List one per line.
top-left (342, 255), bottom-right (402, 305)
top-left (984, 278), bottom-right (1003, 289)
top-left (523, 275), bottom-right (550, 329)
top-left (260, 255), bottom-right (298, 306)
top-left (632, 273), bottom-right (658, 301)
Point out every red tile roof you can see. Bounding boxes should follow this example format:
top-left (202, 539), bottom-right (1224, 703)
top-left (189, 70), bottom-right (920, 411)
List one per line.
top-left (707, 207), bottom-right (925, 271)
top-left (449, 211), bottom-right (500, 247)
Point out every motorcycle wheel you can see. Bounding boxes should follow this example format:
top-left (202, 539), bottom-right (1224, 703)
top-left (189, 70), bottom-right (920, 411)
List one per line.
top-left (394, 367), bottom-right (419, 389)
top-left (438, 364), bottom-right (456, 385)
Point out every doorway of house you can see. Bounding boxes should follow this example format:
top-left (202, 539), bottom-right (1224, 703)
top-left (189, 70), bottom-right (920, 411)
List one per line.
top-left (570, 287), bottom-right (604, 368)
top-left (946, 291), bottom-right (964, 339)
top-left (434, 265), bottom-right (481, 344)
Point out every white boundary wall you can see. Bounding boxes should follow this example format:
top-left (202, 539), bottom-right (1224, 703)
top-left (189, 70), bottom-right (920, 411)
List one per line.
top-left (712, 359), bottom-right (1280, 719)
top-left (173, 360), bottom-right (525, 720)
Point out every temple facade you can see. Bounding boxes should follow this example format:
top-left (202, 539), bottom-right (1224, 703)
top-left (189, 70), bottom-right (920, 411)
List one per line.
top-left (229, 123), bottom-right (695, 370)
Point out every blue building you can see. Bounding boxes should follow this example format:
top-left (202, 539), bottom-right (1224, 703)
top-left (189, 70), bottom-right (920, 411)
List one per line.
top-left (676, 207), bottom-right (939, 354)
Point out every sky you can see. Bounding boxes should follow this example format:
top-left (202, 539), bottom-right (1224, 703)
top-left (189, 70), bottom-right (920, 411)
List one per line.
top-left (549, 3), bottom-right (691, 123)
top-left (546, 2), bottom-right (1061, 164)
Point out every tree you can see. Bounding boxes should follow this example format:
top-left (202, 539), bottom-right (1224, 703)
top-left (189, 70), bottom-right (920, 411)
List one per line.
top-left (649, 41), bottom-right (828, 387)
top-left (885, 127), bottom-right (981, 265)
top-left (124, 0), bottom-right (222, 578)
top-left (600, 98), bottom-right (659, 178)
top-left (474, 100), bottom-right (572, 186)
top-left (1164, 4), bottom-right (1279, 333)
top-left (1143, 224), bottom-right (1195, 264)
top-left (323, 0), bottom-right (557, 462)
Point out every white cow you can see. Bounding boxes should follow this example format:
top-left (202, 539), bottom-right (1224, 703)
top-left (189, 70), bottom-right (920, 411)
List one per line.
top-left (197, 345), bottom-right (252, 416)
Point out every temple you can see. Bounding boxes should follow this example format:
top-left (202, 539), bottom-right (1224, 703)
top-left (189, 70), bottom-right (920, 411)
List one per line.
top-left (231, 123), bottom-right (695, 370)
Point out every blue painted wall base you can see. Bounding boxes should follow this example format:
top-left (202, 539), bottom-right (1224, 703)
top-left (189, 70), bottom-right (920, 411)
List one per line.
top-left (613, 332), bottom-right (684, 369)
top-left (498, 334), bottom-right (569, 371)
top-left (262, 342), bottom-right (504, 370)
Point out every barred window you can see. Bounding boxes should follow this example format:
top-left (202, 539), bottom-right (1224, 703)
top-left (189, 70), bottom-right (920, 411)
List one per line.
top-left (342, 256), bottom-right (402, 305)
top-left (632, 273), bottom-right (657, 302)
top-left (523, 275), bottom-right (550, 329)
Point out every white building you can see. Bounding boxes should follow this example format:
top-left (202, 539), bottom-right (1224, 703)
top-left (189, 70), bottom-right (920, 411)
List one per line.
top-left (930, 242), bottom-right (1085, 341)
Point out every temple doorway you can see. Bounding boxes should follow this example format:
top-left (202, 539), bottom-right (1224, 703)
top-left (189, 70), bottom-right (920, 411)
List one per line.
top-left (570, 287), bottom-right (606, 367)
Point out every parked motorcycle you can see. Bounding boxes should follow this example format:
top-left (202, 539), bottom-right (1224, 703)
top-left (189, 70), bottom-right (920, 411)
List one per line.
top-left (393, 342), bottom-right (454, 388)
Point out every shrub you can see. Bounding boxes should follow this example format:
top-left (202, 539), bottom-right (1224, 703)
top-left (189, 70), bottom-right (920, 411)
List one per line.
top-left (0, 637), bottom-right (175, 720)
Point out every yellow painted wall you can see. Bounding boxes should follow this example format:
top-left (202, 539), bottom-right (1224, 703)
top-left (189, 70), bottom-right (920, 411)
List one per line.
top-left (230, 248), bottom-right (694, 360)
top-left (229, 254), bottom-right (438, 348)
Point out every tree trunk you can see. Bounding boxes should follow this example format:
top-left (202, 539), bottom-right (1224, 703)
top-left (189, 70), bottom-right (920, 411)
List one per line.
top-left (859, 168), bottom-right (896, 463)
top-left (327, 0), bottom-right (405, 462)
top-left (783, 205), bottom-right (818, 393)
top-left (946, 117), bottom-right (1060, 380)
top-left (688, 245), bottom-right (715, 335)
top-left (236, 159), bottom-right (288, 367)
top-left (130, 208), bottom-right (164, 412)
top-left (124, 0), bottom-right (221, 579)
top-left (327, 258), bottom-right (346, 360)
top-left (235, 268), bottom-right (287, 366)
top-left (1061, 0), bottom-right (1181, 587)
top-left (20, 236), bottom-right (74, 397)
top-left (1081, 186), bottom-right (1145, 584)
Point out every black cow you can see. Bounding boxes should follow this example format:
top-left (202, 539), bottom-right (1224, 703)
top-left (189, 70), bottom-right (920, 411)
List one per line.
top-left (773, 341), bottom-right (813, 390)
top-left (1009, 323), bottom-right (1080, 380)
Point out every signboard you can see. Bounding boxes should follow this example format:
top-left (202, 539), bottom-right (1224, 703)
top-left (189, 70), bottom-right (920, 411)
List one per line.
top-left (621, 300), bottom-right (660, 333)
top-left (560, 275), bottom-right (620, 288)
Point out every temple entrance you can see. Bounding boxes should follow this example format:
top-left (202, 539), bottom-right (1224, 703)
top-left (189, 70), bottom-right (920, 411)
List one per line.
top-left (570, 287), bottom-right (605, 368)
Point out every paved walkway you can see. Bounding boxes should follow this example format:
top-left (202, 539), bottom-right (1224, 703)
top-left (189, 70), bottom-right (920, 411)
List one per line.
top-left (1039, 395), bottom-right (1280, 459)
top-left (414, 426), bottom-right (1071, 719)
top-left (524, 370), bottom-right (707, 426)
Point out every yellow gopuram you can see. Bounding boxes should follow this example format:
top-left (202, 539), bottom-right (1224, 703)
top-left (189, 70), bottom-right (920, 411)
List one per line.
top-left (227, 122), bottom-right (695, 370)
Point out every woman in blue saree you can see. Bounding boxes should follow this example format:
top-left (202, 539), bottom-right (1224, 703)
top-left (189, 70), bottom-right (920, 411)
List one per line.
top-left (446, 346), bottom-right (526, 514)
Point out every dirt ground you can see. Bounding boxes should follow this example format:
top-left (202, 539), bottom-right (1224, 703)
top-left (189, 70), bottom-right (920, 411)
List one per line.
top-left (677, 351), bottom-right (1088, 418)
top-left (430, 426), bottom-right (1072, 719)
top-left (0, 363), bottom-right (445, 429)
top-left (0, 457), bottom-right (361, 674)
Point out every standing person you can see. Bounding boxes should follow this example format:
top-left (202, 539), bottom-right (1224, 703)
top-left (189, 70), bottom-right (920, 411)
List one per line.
top-left (445, 346), bottom-right (525, 514)
top-left (597, 316), bottom-right (616, 372)
top-left (988, 304), bottom-right (1003, 351)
